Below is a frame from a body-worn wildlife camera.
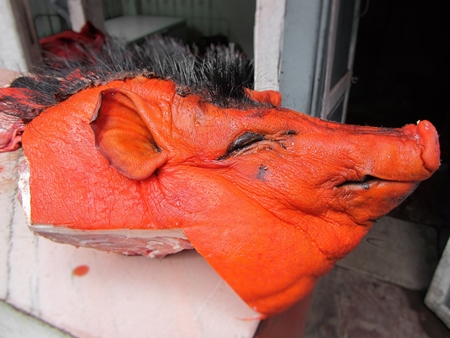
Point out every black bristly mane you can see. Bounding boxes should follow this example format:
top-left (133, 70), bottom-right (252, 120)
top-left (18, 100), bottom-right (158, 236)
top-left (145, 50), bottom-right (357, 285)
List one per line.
top-left (4, 36), bottom-right (261, 121)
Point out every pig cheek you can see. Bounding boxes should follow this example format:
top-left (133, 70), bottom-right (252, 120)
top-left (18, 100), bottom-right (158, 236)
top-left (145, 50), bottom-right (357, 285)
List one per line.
top-left (225, 158), bottom-right (308, 212)
top-left (264, 161), bottom-right (330, 215)
top-left (153, 167), bottom-right (230, 221)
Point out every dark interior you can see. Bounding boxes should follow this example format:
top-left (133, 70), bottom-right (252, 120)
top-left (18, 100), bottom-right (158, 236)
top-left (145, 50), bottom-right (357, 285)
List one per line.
top-left (346, 0), bottom-right (449, 254)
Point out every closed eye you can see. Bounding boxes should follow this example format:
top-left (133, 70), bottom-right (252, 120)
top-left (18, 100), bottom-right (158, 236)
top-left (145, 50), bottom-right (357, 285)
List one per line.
top-left (218, 132), bottom-right (265, 160)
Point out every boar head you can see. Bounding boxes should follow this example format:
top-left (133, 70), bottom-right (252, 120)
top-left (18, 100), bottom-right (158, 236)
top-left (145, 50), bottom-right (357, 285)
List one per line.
top-left (0, 38), bottom-right (440, 317)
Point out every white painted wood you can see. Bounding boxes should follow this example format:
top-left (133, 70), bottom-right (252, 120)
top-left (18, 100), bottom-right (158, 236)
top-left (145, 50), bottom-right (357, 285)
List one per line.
top-left (0, 70), bottom-right (23, 300)
top-left (253, 0), bottom-right (286, 91)
top-left (321, 0), bottom-right (361, 121)
top-left (277, 0), bottom-right (329, 115)
top-left (327, 71), bottom-right (352, 115)
top-left (67, 0), bottom-right (86, 32)
top-left (276, 0), bottom-right (360, 120)
top-left (0, 150), bottom-right (22, 300)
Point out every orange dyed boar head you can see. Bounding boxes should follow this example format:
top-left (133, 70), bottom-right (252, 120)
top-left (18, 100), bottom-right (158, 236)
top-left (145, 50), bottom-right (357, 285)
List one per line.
top-left (0, 38), bottom-right (440, 317)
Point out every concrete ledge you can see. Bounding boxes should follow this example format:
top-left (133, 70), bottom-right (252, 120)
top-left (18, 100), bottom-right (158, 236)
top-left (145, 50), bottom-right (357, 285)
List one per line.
top-left (337, 216), bottom-right (438, 290)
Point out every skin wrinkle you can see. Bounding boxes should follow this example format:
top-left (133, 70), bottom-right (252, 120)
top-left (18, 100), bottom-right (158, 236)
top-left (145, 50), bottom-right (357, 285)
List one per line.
top-left (220, 131), bottom-right (295, 160)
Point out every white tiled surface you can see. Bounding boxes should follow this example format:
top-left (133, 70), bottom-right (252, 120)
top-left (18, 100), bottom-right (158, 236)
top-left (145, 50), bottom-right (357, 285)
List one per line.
top-left (0, 150), bottom-right (259, 337)
top-left (0, 301), bottom-right (72, 338)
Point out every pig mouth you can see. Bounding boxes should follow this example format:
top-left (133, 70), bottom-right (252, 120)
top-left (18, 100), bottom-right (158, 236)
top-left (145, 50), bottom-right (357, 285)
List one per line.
top-left (336, 175), bottom-right (418, 191)
top-left (336, 175), bottom-right (381, 190)
top-left (334, 174), bottom-right (420, 222)
top-left (335, 174), bottom-right (419, 222)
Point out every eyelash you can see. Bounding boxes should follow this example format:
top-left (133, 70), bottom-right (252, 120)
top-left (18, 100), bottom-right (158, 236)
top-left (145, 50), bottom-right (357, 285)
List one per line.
top-left (228, 132), bottom-right (265, 152)
top-left (218, 132), bottom-right (265, 160)
top-left (217, 130), bottom-right (297, 160)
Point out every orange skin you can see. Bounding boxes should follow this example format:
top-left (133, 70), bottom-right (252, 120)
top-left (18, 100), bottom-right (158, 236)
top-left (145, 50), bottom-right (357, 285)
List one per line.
top-left (22, 77), bottom-right (440, 317)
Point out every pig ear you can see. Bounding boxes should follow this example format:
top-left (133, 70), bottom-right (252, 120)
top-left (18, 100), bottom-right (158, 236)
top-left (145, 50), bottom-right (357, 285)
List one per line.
top-left (90, 87), bottom-right (168, 180)
top-left (245, 88), bottom-right (282, 107)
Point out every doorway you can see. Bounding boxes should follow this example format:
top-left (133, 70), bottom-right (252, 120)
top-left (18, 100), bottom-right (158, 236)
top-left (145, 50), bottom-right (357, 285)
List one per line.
top-left (346, 0), bottom-right (450, 248)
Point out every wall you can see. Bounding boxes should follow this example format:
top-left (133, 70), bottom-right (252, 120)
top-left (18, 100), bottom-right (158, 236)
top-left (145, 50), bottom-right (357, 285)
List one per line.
top-left (114, 0), bottom-right (256, 57)
top-left (28, 0), bottom-right (69, 38)
top-left (214, 0), bottom-right (255, 58)
top-left (0, 0), bottom-right (26, 70)
top-left (0, 0), bottom-right (41, 71)
top-left (25, 0), bottom-right (256, 57)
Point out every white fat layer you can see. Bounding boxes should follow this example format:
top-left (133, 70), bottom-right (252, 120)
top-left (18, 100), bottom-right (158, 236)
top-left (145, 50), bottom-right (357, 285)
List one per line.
top-left (30, 225), bottom-right (194, 258)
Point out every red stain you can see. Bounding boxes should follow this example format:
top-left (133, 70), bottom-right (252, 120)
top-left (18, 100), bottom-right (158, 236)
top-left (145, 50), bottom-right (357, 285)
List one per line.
top-left (72, 265), bottom-right (89, 277)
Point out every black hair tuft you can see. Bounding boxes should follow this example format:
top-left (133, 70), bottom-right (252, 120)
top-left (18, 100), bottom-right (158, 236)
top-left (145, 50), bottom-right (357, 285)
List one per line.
top-left (3, 35), bottom-right (260, 121)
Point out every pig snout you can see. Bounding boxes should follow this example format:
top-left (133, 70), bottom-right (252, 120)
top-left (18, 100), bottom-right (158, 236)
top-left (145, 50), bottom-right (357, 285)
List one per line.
top-left (408, 120), bottom-right (440, 173)
top-left (339, 119), bottom-right (440, 185)
top-left (373, 120), bottom-right (439, 182)
top-left (326, 119), bottom-right (440, 226)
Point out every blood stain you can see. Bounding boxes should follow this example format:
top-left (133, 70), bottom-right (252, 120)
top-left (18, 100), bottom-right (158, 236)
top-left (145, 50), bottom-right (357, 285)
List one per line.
top-left (72, 265), bottom-right (89, 276)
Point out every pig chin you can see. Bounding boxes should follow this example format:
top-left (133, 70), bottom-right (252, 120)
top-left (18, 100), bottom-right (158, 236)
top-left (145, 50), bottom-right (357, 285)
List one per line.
top-left (334, 177), bottom-right (419, 225)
